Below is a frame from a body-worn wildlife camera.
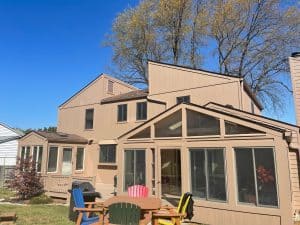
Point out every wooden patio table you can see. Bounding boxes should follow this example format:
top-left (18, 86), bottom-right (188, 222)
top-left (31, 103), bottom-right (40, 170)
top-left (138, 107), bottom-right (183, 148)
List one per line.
top-left (103, 196), bottom-right (161, 225)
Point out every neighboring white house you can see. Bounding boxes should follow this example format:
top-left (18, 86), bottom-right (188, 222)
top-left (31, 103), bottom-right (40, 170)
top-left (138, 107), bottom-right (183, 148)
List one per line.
top-left (0, 123), bottom-right (23, 166)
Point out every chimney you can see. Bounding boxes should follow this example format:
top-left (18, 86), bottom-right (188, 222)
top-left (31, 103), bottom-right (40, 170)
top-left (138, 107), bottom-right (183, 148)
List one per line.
top-left (290, 52), bottom-right (300, 126)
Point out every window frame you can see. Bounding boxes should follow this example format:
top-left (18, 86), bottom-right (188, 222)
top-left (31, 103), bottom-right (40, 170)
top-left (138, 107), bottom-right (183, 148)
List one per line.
top-left (176, 95), bottom-right (190, 104)
top-left (123, 149), bottom-right (146, 192)
top-left (47, 146), bottom-right (59, 173)
top-left (234, 147), bottom-right (279, 208)
top-left (136, 101), bottom-right (147, 121)
top-left (189, 147), bottom-right (228, 203)
top-left (117, 104), bottom-right (128, 122)
top-left (33, 145), bottom-right (43, 173)
top-left (85, 108), bottom-right (94, 130)
top-left (75, 147), bottom-right (85, 171)
top-left (99, 145), bottom-right (117, 164)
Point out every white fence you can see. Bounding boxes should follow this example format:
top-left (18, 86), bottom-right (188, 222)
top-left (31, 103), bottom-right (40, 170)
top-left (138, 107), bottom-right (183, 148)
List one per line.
top-left (0, 157), bottom-right (16, 187)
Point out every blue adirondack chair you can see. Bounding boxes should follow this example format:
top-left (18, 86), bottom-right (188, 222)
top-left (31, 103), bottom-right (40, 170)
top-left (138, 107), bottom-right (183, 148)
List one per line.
top-left (73, 188), bottom-right (104, 225)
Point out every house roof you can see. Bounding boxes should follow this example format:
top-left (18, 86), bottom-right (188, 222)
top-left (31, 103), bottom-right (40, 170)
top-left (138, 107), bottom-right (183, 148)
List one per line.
top-left (148, 60), bottom-right (263, 110)
top-left (101, 89), bottom-right (148, 104)
top-left (204, 102), bottom-right (300, 130)
top-left (0, 122), bottom-right (24, 136)
top-left (0, 136), bottom-right (21, 144)
top-left (29, 131), bottom-right (88, 144)
top-left (59, 74), bottom-right (138, 108)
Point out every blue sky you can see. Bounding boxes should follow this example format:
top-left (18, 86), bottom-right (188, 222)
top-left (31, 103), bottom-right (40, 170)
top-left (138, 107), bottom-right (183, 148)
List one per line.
top-left (0, 0), bottom-right (296, 129)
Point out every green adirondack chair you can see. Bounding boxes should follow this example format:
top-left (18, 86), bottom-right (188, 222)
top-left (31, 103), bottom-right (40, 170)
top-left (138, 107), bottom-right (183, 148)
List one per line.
top-left (108, 202), bottom-right (141, 225)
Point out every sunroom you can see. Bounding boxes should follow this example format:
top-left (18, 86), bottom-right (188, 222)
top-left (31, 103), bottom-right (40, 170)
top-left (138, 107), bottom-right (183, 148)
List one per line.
top-left (116, 103), bottom-right (294, 225)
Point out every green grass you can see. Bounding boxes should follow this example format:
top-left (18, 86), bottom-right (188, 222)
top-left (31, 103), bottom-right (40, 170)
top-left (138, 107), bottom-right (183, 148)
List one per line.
top-left (0, 204), bottom-right (74, 225)
top-left (0, 188), bottom-right (15, 200)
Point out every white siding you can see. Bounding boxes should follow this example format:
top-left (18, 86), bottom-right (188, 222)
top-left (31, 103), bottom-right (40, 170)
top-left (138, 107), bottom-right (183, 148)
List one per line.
top-left (0, 124), bottom-right (19, 137)
top-left (0, 140), bottom-right (18, 166)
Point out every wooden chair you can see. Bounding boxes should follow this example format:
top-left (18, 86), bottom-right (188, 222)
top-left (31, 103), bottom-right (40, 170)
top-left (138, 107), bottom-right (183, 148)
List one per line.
top-left (128, 185), bottom-right (149, 197)
top-left (72, 188), bottom-right (104, 225)
top-left (152, 193), bottom-right (192, 225)
top-left (108, 202), bottom-right (141, 225)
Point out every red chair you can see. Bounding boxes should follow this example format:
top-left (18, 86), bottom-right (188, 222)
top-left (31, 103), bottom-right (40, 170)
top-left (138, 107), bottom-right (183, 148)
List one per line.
top-left (128, 185), bottom-right (149, 197)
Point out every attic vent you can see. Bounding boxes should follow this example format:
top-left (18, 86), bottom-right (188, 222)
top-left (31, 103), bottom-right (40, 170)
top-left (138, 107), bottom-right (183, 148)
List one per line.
top-left (108, 80), bottom-right (114, 93)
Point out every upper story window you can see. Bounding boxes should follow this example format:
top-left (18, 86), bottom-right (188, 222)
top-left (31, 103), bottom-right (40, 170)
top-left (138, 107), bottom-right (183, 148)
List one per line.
top-left (108, 80), bottom-right (114, 93)
top-left (177, 95), bottom-right (190, 104)
top-left (118, 104), bottom-right (127, 122)
top-left (136, 102), bottom-right (147, 120)
top-left (85, 108), bottom-right (94, 129)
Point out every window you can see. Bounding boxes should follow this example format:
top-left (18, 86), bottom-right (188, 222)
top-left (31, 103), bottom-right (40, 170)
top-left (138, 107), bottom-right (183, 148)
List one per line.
top-left (190, 148), bottom-right (226, 201)
top-left (124, 149), bottom-right (145, 191)
top-left (85, 108), bottom-right (94, 129)
top-left (187, 109), bottom-right (220, 136)
top-left (155, 110), bottom-right (182, 137)
top-left (136, 102), bottom-right (147, 120)
top-left (235, 148), bottom-right (278, 207)
top-left (177, 96), bottom-right (190, 104)
top-left (47, 146), bottom-right (58, 172)
top-left (225, 121), bottom-right (264, 135)
top-left (21, 146), bottom-right (30, 162)
top-left (108, 80), bottom-right (114, 93)
top-left (33, 146), bottom-right (43, 172)
top-left (99, 145), bottom-right (116, 163)
top-left (129, 127), bottom-right (151, 139)
top-left (76, 148), bottom-right (84, 170)
top-left (117, 104), bottom-right (127, 122)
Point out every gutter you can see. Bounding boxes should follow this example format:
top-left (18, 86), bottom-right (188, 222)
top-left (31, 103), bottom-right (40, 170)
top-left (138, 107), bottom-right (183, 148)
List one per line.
top-left (284, 131), bottom-right (300, 156)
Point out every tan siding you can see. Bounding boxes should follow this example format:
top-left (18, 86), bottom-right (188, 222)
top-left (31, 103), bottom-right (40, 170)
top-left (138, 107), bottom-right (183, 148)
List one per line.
top-left (289, 150), bottom-right (300, 210)
top-left (290, 56), bottom-right (300, 126)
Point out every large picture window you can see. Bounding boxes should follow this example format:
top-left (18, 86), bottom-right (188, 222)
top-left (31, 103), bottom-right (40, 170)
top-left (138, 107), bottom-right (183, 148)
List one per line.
top-left (99, 145), bottom-right (116, 163)
top-left (190, 148), bottom-right (226, 201)
top-left (235, 148), bottom-right (278, 207)
top-left (47, 146), bottom-right (58, 172)
top-left (33, 146), bottom-right (43, 172)
top-left (124, 149), bottom-right (145, 191)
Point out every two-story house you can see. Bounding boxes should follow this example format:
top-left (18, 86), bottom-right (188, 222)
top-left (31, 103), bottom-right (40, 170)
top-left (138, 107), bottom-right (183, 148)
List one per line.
top-left (19, 55), bottom-right (300, 225)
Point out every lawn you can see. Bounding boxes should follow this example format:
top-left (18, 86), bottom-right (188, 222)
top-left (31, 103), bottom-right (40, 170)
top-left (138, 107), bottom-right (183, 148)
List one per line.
top-left (0, 188), bottom-right (15, 200)
top-left (0, 204), bottom-right (74, 225)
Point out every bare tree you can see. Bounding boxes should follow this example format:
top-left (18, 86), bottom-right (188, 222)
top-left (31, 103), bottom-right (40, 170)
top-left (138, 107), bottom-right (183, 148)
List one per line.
top-left (106, 0), bottom-right (299, 111)
top-left (209, 0), bottom-right (300, 111)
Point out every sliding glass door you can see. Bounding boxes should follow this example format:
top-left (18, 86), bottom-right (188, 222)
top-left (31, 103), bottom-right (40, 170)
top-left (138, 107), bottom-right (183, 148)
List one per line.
top-left (124, 149), bottom-right (145, 191)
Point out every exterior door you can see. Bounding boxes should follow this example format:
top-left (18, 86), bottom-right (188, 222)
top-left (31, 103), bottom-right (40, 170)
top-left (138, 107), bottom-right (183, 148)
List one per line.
top-left (62, 148), bottom-right (72, 175)
top-left (160, 149), bottom-right (182, 196)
